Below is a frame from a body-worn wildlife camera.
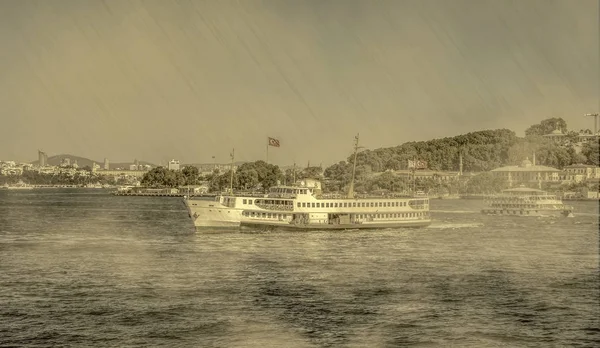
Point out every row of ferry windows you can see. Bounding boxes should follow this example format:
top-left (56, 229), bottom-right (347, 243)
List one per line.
top-left (241, 199), bottom-right (410, 208)
top-left (242, 199), bottom-right (292, 205)
top-left (298, 201), bottom-right (408, 208)
top-left (492, 204), bottom-right (559, 208)
top-left (271, 188), bottom-right (309, 194)
top-left (241, 211), bottom-right (428, 218)
top-left (243, 211), bottom-right (288, 218)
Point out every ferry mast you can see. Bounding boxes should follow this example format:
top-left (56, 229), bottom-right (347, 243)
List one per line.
top-left (347, 133), bottom-right (360, 199)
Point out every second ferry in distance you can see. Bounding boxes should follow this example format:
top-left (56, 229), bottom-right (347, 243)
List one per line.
top-left (481, 185), bottom-right (574, 218)
top-left (184, 134), bottom-right (432, 231)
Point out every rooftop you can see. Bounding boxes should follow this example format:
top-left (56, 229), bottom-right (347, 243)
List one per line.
top-left (544, 128), bottom-right (565, 137)
top-left (491, 158), bottom-right (559, 172)
top-left (503, 187), bottom-right (545, 193)
top-left (564, 163), bottom-right (599, 169)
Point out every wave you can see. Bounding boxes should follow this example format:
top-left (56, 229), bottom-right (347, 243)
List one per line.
top-left (427, 222), bottom-right (484, 229)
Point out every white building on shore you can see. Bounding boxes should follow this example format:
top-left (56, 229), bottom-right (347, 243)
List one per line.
top-left (168, 159), bottom-right (180, 171)
top-left (490, 158), bottom-right (561, 188)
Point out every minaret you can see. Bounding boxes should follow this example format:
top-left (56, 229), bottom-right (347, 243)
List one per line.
top-left (293, 162), bottom-right (296, 184)
top-left (459, 149), bottom-right (463, 176)
top-left (229, 149), bottom-right (235, 194)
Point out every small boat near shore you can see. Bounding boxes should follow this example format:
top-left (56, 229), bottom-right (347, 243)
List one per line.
top-left (2, 182), bottom-right (34, 190)
top-left (437, 194), bottom-right (461, 200)
top-left (481, 186), bottom-right (574, 218)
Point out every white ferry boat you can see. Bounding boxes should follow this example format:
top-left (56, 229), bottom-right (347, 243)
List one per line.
top-left (481, 186), bottom-right (574, 217)
top-left (184, 134), bottom-right (432, 231)
top-left (185, 179), bottom-right (431, 231)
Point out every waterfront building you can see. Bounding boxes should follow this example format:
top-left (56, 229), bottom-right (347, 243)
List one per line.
top-left (562, 164), bottom-right (600, 183)
top-left (490, 158), bottom-right (560, 188)
top-left (168, 159), bottom-right (180, 171)
top-left (379, 169), bottom-right (461, 183)
top-left (543, 128), bottom-right (566, 143)
top-left (98, 169), bottom-right (148, 178)
top-left (38, 150), bottom-right (48, 167)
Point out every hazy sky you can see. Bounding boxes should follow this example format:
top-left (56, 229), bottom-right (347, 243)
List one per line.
top-left (0, 0), bottom-right (598, 166)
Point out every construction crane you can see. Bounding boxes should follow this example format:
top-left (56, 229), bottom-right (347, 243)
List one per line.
top-left (584, 113), bottom-right (599, 135)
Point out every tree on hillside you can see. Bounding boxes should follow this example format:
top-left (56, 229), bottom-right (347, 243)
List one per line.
top-left (237, 168), bottom-right (259, 190)
top-left (283, 168), bottom-right (296, 185)
top-left (323, 161), bottom-right (371, 192)
top-left (507, 137), bottom-right (540, 164)
top-left (567, 148), bottom-right (587, 165)
top-left (323, 161), bottom-right (352, 192)
top-left (235, 161), bottom-right (282, 192)
top-left (384, 157), bottom-right (403, 171)
top-left (350, 149), bottom-right (382, 172)
top-left (204, 169), bottom-right (222, 192)
top-left (212, 169), bottom-right (238, 192)
top-left (365, 172), bottom-right (409, 193)
top-left (324, 161), bottom-right (352, 181)
top-left (339, 129), bottom-right (518, 173)
top-left (141, 167), bottom-right (167, 187)
top-left (464, 172), bottom-right (508, 194)
top-left (581, 141), bottom-right (599, 166)
top-left (299, 166), bottom-right (323, 180)
top-left (534, 144), bottom-right (572, 169)
top-left (181, 165), bottom-right (200, 185)
top-left (525, 118), bottom-right (568, 137)
top-left (141, 167), bottom-right (185, 187)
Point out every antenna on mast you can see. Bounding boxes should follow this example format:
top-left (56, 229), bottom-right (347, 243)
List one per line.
top-left (347, 133), bottom-right (361, 199)
top-left (293, 162), bottom-right (297, 184)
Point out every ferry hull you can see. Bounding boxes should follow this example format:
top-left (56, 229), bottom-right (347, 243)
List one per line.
top-left (185, 200), bottom-right (243, 231)
top-left (481, 208), bottom-right (573, 217)
top-left (240, 219), bottom-right (431, 231)
top-left (193, 219), bottom-right (241, 230)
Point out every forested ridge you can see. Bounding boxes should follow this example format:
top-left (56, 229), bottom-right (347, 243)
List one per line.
top-left (158, 117), bottom-right (598, 193)
top-left (4, 118), bottom-right (597, 195)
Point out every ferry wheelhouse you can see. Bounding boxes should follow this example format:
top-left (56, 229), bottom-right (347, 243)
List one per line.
top-left (481, 186), bottom-right (574, 217)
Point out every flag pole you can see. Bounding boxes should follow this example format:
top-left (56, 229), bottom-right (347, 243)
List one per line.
top-left (229, 148), bottom-right (235, 194)
top-left (347, 133), bottom-right (360, 199)
top-left (266, 138), bottom-right (269, 164)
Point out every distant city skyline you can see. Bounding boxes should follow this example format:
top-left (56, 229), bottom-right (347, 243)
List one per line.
top-left (0, 0), bottom-right (597, 166)
top-left (8, 116), bottom-right (598, 168)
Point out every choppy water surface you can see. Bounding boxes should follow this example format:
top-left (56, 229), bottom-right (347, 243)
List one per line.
top-left (0, 190), bottom-right (598, 347)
